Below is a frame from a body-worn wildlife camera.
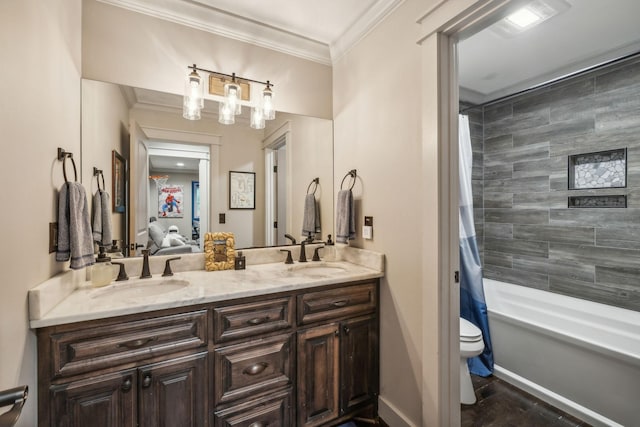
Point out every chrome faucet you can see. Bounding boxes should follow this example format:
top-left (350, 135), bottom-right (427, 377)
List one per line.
top-left (140, 249), bottom-right (152, 278)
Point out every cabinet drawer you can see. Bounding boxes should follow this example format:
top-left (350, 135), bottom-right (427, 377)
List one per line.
top-left (51, 311), bottom-right (207, 378)
top-left (213, 389), bottom-right (291, 427)
top-left (214, 333), bottom-right (292, 406)
top-left (213, 297), bottom-right (294, 343)
top-left (297, 282), bottom-right (377, 325)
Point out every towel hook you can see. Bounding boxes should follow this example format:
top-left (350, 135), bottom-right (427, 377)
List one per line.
top-left (57, 148), bottom-right (78, 183)
top-left (306, 177), bottom-right (319, 195)
top-left (340, 169), bottom-right (357, 191)
top-left (93, 167), bottom-right (105, 192)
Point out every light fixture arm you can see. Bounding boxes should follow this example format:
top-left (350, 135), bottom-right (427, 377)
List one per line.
top-left (188, 64), bottom-right (274, 87)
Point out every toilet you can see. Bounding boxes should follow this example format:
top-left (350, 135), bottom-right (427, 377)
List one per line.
top-left (460, 317), bottom-right (484, 405)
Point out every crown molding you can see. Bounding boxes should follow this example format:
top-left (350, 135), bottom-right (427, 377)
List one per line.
top-left (97, 0), bottom-right (332, 65)
top-left (330, 0), bottom-right (405, 62)
top-left (97, 0), bottom-right (402, 66)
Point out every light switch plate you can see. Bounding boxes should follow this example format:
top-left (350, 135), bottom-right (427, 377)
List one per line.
top-left (363, 225), bottom-right (373, 240)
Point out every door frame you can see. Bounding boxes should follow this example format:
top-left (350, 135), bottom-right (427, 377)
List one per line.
top-left (263, 121), bottom-right (292, 246)
top-left (416, 0), bottom-right (522, 425)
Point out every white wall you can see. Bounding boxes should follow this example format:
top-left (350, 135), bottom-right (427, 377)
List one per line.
top-left (82, 79), bottom-right (130, 246)
top-left (0, 1), bottom-right (81, 425)
top-left (81, 0), bottom-right (332, 119)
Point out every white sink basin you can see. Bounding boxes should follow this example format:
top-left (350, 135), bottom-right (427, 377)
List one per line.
top-left (90, 278), bottom-right (190, 300)
top-left (286, 262), bottom-right (347, 276)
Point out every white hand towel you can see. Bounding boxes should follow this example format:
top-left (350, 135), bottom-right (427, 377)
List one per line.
top-left (92, 190), bottom-right (113, 247)
top-left (302, 194), bottom-right (321, 236)
top-left (56, 182), bottom-right (95, 270)
top-left (336, 189), bottom-right (355, 244)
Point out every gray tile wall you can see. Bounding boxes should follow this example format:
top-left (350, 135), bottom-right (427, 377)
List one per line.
top-left (471, 55), bottom-right (640, 312)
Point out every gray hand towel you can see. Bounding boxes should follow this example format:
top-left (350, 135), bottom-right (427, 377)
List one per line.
top-left (92, 190), bottom-right (113, 247)
top-left (336, 189), bottom-right (355, 244)
top-left (302, 194), bottom-right (321, 236)
top-left (56, 182), bottom-right (95, 270)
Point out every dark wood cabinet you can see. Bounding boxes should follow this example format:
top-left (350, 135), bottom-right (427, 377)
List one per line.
top-left (50, 370), bottom-right (137, 427)
top-left (297, 282), bottom-right (379, 427)
top-left (138, 352), bottom-right (207, 427)
top-left (38, 279), bottom-right (379, 427)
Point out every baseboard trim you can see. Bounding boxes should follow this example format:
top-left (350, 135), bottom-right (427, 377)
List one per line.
top-left (377, 396), bottom-right (418, 427)
top-left (494, 365), bottom-right (623, 427)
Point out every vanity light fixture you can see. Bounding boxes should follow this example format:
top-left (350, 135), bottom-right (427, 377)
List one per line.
top-left (182, 64), bottom-right (275, 129)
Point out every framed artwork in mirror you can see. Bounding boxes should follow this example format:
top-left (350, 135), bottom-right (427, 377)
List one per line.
top-left (112, 150), bottom-right (126, 213)
top-left (204, 232), bottom-right (235, 271)
top-left (229, 171), bottom-right (256, 209)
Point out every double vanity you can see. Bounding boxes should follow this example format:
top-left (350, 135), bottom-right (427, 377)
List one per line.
top-left (30, 245), bottom-right (384, 427)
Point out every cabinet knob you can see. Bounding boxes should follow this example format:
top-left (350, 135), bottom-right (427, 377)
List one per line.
top-left (243, 362), bottom-right (268, 376)
top-left (334, 330), bottom-right (340, 336)
top-left (331, 300), bottom-right (349, 308)
top-left (121, 377), bottom-right (132, 392)
top-left (142, 374), bottom-right (152, 388)
top-left (343, 326), bottom-right (350, 335)
top-left (117, 336), bottom-right (157, 349)
top-left (248, 422), bottom-right (267, 427)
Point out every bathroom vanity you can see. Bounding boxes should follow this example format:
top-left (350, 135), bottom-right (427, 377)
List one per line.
top-left (30, 247), bottom-right (383, 427)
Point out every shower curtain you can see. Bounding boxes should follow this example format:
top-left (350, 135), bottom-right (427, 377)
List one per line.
top-left (459, 114), bottom-right (493, 376)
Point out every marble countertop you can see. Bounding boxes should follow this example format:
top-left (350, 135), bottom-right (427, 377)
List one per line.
top-left (29, 246), bottom-right (384, 329)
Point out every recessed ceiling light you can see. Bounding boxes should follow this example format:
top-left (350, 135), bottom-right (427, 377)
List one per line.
top-left (176, 162), bottom-right (185, 167)
top-left (506, 8), bottom-right (541, 29)
top-left (490, 0), bottom-right (571, 38)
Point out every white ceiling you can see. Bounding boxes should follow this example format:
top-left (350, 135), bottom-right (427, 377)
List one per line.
top-left (458, 0), bottom-right (640, 104)
top-left (104, 0), bottom-right (640, 104)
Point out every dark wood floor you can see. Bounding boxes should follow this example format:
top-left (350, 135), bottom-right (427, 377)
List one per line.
top-left (461, 375), bottom-right (593, 427)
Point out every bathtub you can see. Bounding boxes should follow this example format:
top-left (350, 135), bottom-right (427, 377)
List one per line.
top-left (483, 278), bottom-right (640, 427)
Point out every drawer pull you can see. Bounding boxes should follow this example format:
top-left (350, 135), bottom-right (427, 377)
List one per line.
top-left (331, 300), bottom-right (349, 308)
top-left (248, 423), bottom-right (267, 427)
top-left (247, 317), bottom-right (268, 325)
top-left (117, 337), bottom-right (157, 349)
top-left (121, 376), bottom-right (132, 392)
top-left (243, 362), bottom-right (268, 376)
top-left (142, 374), bottom-right (152, 388)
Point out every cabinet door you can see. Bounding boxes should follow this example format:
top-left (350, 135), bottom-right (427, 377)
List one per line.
top-left (297, 323), bottom-right (340, 427)
top-left (340, 316), bottom-right (378, 414)
top-left (138, 352), bottom-right (207, 427)
top-left (50, 370), bottom-right (136, 427)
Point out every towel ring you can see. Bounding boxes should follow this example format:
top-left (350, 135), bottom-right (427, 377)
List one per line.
top-left (340, 169), bottom-right (357, 191)
top-left (307, 178), bottom-right (319, 195)
top-left (93, 167), bottom-right (105, 192)
top-left (58, 148), bottom-right (78, 183)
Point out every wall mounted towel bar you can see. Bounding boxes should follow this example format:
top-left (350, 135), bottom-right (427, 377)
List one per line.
top-left (340, 169), bottom-right (357, 190)
top-left (307, 177), bottom-right (319, 195)
top-left (57, 147), bottom-right (77, 183)
top-left (93, 167), bottom-right (105, 192)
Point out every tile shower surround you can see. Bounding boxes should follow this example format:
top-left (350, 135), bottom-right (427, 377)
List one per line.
top-left (465, 54), bottom-right (640, 312)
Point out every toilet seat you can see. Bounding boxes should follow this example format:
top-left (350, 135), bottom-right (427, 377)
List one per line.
top-left (460, 318), bottom-right (482, 342)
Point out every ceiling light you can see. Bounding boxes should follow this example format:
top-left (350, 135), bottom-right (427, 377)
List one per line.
top-left (176, 162), bottom-right (185, 167)
top-left (491, 0), bottom-right (571, 37)
top-left (506, 8), bottom-right (541, 28)
top-left (182, 64), bottom-right (275, 128)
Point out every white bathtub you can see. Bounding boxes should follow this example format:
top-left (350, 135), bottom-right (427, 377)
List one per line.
top-left (483, 278), bottom-right (640, 427)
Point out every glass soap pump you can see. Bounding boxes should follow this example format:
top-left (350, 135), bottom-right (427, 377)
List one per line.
top-left (92, 245), bottom-right (115, 287)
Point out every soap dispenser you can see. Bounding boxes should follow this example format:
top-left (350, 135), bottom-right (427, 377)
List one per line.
top-left (234, 251), bottom-right (246, 270)
top-left (92, 246), bottom-right (115, 287)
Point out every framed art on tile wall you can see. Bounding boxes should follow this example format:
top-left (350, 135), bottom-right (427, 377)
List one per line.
top-left (229, 171), bottom-right (255, 209)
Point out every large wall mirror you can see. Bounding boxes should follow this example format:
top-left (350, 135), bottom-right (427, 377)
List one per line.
top-left (81, 79), bottom-right (334, 257)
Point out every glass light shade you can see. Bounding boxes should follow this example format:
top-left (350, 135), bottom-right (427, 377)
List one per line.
top-left (218, 100), bottom-right (235, 125)
top-left (262, 84), bottom-right (275, 120)
top-left (250, 105), bottom-right (265, 130)
top-left (183, 68), bottom-right (204, 120)
top-left (224, 80), bottom-right (242, 115)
